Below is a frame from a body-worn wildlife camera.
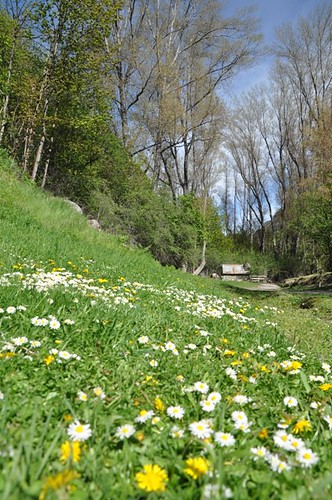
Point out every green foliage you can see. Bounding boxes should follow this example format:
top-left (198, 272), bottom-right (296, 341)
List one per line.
top-left (296, 188), bottom-right (332, 271)
top-left (0, 161), bottom-right (332, 499)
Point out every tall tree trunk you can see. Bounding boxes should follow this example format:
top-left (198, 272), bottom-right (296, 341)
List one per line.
top-left (31, 98), bottom-right (49, 181)
top-left (0, 33), bottom-right (17, 144)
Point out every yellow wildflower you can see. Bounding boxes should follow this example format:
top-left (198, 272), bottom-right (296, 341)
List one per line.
top-left (39, 470), bottom-right (79, 500)
top-left (136, 431), bottom-right (145, 442)
top-left (258, 428), bottom-right (268, 440)
top-left (44, 355), bottom-right (54, 366)
top-left (60, 441), bottom-right (81, 463)
top-left (293, 420), bottom-right (311, 434)
top-left (136, 464), bottom-right (168, 492)
top-left (154, 397), bottom-right (165, 412)
top-left (184, 457), bottom-right (210, 480)
top-left (285, 361), bottom-right (302, 372)
top-left (320, 383), bottom-right (332, 391)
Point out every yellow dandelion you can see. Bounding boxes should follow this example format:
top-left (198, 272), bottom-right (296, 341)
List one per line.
top-left (224, 350), bottom-right (237, 356)
top-left (44, 355), bottom-right (55, 366)
top-left (231, 360), bottom-right (242, 366)
top-left (258, 428), bottom-right (268, 439)
top-left (60, 441), bottom-right (81, 463)
top-left (98, 278), bottom-right (108, 283)
top-left (63, 414), bottom-right (73, 422)
top-left (136, 431), bottom-right (145, 442)
top-left (40, 470), bottom-right (80, 500)
top-left (285, 361), bottom-right (302, 372)
top-left (135, 464), bottom-right (168, 492)
top-left (154, 397), bottom-right (165, 412)
top-left (293, 420), bottom-right (311, 434)
top-left (184, 457), bottom-right (210, 480)
top-left (319, 383), bottom-right (332, 391)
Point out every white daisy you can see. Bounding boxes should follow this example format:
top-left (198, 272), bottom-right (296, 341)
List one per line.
top-left (12, 336), bottom-right (28, 346)
top-left (30, 340), bottom-right (41, 348)
top-left (231, 411), bottom-right (248, 424)
top-left (273, 430), bottom-right (291, 450)
top-left (189, 420), bottom-right (213, 439)
top-left (49, 319), bottom-right (60, 330)
top-left (134, 410), bottom-right (154, 423)
top-left (93, 387), bottom-right (106, 399)
top-left (322, 363), bottom-right (331, 374)
top-left (138, 336), bottom-right (149, 344)
top-left (296, 448), bottom-right (319, 468)
top-left (323, 415), bottom-right (332, 429)
top-left (233, 395), bottom-right (249, 404)
top-left (166, 406), bottom-right (185, 419)
top-left (193, 381), bottom-right (209, 394)
top-left (149, 359), bottom-right (158, 367)
top-left (6, 306), bottom-right (16, 314)
top-left (225, 367), bottom-right (237, 380)
top-left (251, 446), bottom-right (269, 460)
top-left (58, 351), bottom-right (72, 360)
top-left (277, 420), bottom-right (290, 429)
top-left (77, 391), bottom-right (88, 402)
top-left (287, 437), bottom-right (305, 452)
top-left (283, 396), bottom-right (298, 408)
top-left (268, 454), bottom-right (290, 473)
top-left (200, 399), bottom-right (216, 412)
top-left (207, 392), bottom-right (222, 404)
top-left (215, 432), bottom-right (235, 447)
top-left (234, 420), bottom-right (252, 433)
top-left (64, 319), bottom-right (75, 325)
top-left (0, 391), bottom-right (4, 400)
top-left (67, 420), bottom-right (92, 441)
top-left (116, 424), bottom-right (136, 439)
top-left (170, 425), bottom-right (185, 438)
top-left (165, 341), bottom-right (176, 351)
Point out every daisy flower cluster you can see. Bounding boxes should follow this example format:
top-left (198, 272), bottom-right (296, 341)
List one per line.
top-left (0, 257), bottom-right (331, 499)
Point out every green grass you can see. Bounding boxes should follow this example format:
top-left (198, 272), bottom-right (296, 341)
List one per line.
top-left (1, 151), bottom-right (332, 499)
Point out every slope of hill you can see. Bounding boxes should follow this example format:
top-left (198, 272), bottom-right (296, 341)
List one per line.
top-left (1, 151), bottom-right (332, 499)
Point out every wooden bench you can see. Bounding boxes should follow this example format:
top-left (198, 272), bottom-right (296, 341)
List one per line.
top-left (220, 264), bottom-right (250, 281)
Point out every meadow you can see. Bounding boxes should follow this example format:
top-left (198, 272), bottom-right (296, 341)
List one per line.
top-left (1, 155), bottom-right (332, 499)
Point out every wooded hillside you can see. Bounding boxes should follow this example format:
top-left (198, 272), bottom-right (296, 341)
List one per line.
top-left (0, 1), bottom-right (331, 278)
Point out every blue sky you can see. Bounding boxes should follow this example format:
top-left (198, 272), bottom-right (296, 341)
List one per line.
top-left (223, 0), bottom-right (326, 96)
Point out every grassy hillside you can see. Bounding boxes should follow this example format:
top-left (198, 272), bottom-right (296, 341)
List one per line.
top-left (1, 150), bottom-right (332, 499)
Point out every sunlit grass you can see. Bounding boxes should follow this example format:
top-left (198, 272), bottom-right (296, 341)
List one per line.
top-left (1, 155), bottom-right (332, 498)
